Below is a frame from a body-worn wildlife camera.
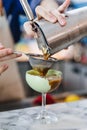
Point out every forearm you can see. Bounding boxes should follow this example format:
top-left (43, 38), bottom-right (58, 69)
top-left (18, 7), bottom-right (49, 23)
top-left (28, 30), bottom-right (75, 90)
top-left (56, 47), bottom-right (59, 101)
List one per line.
top-left (40, 0), bottom-right (59, 11)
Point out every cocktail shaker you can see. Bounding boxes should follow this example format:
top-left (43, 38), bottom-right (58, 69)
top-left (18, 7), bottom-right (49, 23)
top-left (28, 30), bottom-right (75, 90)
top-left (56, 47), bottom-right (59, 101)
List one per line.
top-left (35, 7), bottom-right (87, 55)
top-left (20, 0), bottom-right (87, 56)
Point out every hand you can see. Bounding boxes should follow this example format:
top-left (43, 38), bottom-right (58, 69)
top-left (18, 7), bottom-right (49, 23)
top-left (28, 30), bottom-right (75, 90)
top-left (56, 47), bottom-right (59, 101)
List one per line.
top-left (0, 43), bottom-right (22, 75)
top-left (53, 43), bottom-right (82, 61)
top-left (35, 0), bottom-right (70, 25)
top-left (24, 0), bottom-right (79, 61)
top-left (24, 0), bottom-right (70, 37)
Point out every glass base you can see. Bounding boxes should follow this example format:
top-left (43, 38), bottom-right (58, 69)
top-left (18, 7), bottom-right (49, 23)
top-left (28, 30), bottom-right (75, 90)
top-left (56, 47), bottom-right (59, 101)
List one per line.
top-left (31, 110), bottom-right (58, 124)
top-left (17, 110), bottom-right (58, 129)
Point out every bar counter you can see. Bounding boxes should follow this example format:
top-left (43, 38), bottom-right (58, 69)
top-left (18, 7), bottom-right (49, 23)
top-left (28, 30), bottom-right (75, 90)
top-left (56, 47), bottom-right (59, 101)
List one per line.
top-left (0, 99), bottom-right (87, 130)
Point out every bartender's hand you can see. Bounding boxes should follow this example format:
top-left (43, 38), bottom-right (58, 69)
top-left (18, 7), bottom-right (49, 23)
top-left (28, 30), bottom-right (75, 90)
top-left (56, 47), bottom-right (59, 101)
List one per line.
top-left (24, 0), bottom-right (70, 38)
top-left (0, 43), bottom-right (22, 75)
top-left (24, 0), bottom-right (81, 61)
top-left (53, 43), bottom-right (82, 61)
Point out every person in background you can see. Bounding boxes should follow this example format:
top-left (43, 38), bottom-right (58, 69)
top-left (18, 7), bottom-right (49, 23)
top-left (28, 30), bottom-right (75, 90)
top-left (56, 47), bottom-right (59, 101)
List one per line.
top-left (2, 0), bottom-right (74, 60)
top-left (24, 0), bottom-right (76, 60)
top-left (0, 43), bottom-right (21, 75)
top-left (24, 0), bottom-right (83, 61)
top-left (24, 0), bottom-right (70, 36)
top-left (2, 0), bottom-right (83, 61)
top-left (2, 0), bottom-right (71, 43)
top-left (2, 0), bottom-right (42, 43)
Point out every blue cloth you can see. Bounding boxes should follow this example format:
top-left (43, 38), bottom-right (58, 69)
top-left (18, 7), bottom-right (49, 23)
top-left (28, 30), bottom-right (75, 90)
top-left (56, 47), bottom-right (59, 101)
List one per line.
top-left (71, 0), bottom-right (87, 9)
top-left (71, 0), bottom-right (87, 44)
top-left (3, 0), bottom-right (41, 43)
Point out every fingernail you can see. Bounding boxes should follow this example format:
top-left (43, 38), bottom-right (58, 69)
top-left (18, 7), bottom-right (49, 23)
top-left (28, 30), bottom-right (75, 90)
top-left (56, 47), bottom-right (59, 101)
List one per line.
top-left (60, 18), bottom-right (66, 26)
top-left (14, 51), bottom-right (22, 54)
top-left (58, 14), bottom-right (66, 26)
top-left (14, 51), bottom-right (22, 56)
top-left (61, 20), bottom-right (66, 25)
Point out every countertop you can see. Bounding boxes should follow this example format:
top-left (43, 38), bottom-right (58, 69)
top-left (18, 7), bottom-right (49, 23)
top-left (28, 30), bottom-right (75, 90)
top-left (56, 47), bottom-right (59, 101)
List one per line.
top-left (0, 99), bottom-right (87, 130)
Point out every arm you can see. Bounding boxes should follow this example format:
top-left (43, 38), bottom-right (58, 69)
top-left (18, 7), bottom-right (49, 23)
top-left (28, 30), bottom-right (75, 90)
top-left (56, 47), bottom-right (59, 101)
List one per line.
top-left (24, 0), bottom-right (81, 61)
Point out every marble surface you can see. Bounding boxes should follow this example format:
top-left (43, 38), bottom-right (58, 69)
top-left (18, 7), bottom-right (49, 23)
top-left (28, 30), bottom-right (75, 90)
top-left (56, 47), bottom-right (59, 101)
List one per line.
top-left (0, 99), bottom-right (87, 130)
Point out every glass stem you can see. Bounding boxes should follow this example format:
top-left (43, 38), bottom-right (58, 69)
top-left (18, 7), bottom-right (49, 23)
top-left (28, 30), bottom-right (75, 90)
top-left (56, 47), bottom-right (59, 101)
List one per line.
top-left (41, 93), bottom-right (46, 116)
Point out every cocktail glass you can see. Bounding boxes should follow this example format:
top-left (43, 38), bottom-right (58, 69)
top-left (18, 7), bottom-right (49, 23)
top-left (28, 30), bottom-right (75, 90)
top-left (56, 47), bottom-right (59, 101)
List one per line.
top-left (26, 54), bottom-right (62, 124)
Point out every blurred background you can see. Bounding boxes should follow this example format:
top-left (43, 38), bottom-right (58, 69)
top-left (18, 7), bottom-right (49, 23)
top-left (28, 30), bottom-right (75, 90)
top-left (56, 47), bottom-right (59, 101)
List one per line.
top-left (0, 0), bottom-right (87, 111)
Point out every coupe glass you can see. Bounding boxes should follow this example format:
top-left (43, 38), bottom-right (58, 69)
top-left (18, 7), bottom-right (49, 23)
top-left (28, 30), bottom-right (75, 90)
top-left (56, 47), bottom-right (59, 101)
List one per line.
top-left (26, 54), bottom-right (62, 124)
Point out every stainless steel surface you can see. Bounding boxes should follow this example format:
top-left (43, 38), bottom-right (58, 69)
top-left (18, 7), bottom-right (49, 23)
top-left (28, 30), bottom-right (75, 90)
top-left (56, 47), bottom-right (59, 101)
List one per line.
top-left (35, 7), bottom-right (87, 55)
top-left (27, 53), bottom-right (58, 68)
top-left (19, 0), bottom-right (34, 21)
top-left (33, 23), bottom-right (51, 55)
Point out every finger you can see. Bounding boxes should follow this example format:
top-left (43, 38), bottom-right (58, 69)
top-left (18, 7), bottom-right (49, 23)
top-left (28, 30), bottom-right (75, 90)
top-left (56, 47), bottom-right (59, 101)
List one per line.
top-left (24, 22), bottom-right (35, 38)
top-left (0, 48), bottom-right (13, 58)
top-left (52, 10), bottom-right (66, 26)
top-left (0, 64), bottom-right (8, 75)
top-left (0, 52), bottom-right (22, 62)
top-left (58, 0), bottom-right (70, 13)
top-left (35, 6), bottom-right (57, 23)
